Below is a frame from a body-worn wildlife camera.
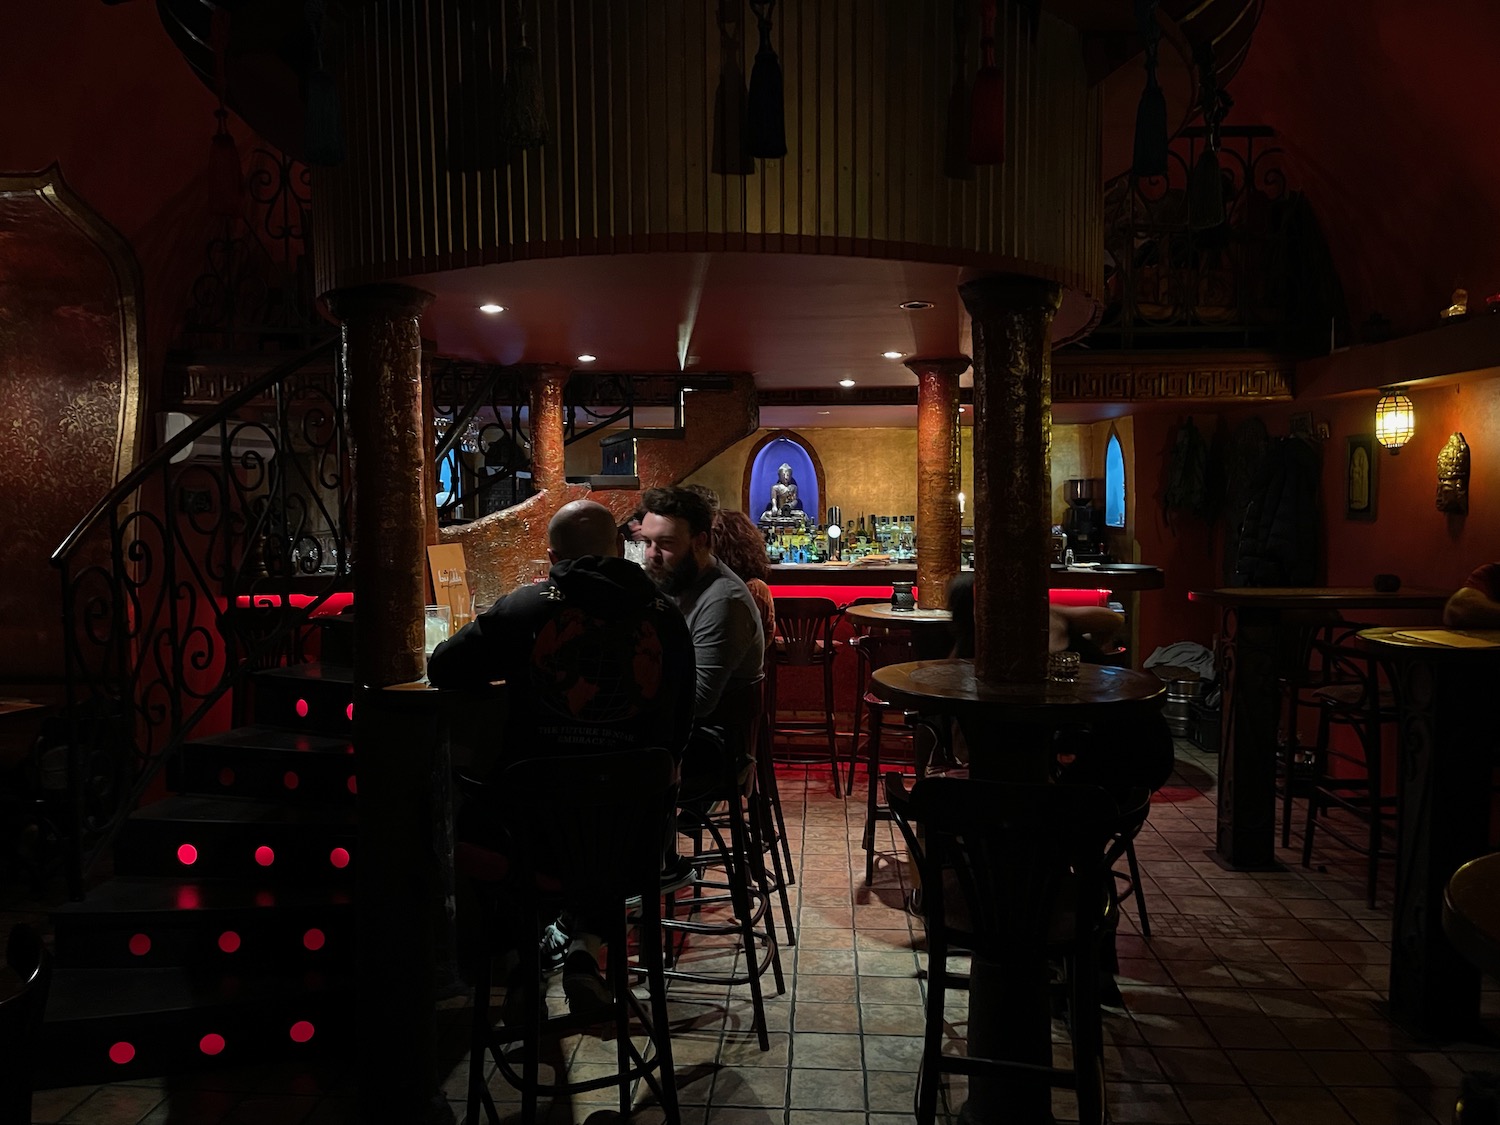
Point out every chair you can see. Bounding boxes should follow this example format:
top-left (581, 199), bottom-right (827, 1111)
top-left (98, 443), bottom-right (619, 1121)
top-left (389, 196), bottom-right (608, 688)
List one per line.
top-left (1, 924), bottom-right (52, 1125)
top-left (887, 773), bottom-right (1118, 1125)
top-left (664, 678), bottom-right (786, 1051)
top-left (1274, 617), bottom-right (1369, 847)
top-left (1299, 637), bottom-right (1399, 907)
top-left (459, 748), bottom-right (680, 1125)
top-left (1101, 788), bottom-right (1153, 940)
top-left (766, 596), bottom-right (843, 794)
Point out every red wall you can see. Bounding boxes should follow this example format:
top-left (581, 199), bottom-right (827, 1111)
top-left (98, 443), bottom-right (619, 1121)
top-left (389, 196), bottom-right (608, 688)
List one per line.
top-left (1134, 373), bottom-right (1500, 662)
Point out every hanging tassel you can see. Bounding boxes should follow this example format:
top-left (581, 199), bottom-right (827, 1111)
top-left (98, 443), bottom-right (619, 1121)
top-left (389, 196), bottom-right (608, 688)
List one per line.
top-left (968, 0), bottom-right (1004, 165)
top-left (500, 15), bottom-right (548, 150)
top-left (943, 0), bottom-right (974, 179)
top-left (1131, 0), bottom-right (1167, 178)
top-left (304, 0), bottom-right (345, 166)
top-left (206, 10), bottom-right (242, 218)
top-left (747, 0), bottom-right (786, 159)
top-left (712, 5), bottom-right (754, 175)
top-left (1187, 39), bottom-right (1232, 229)
top-left (208, 108), bottom-right (244, 220)
top-left (443, 0), bottom-right (503, 171)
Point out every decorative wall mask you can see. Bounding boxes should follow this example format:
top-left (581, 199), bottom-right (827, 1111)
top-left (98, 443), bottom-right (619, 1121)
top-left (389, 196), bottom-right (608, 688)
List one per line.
top-left (1436, 431), bottom-right (1470, 514)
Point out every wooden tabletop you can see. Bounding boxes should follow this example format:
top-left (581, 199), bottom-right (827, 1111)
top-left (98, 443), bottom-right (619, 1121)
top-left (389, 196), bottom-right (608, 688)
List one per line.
top-left (844, 603), bottom-right (953, 627)
top-left (872, 658), bottom-right (1163, 722)
top-left (1188, 586), bottom-right (1450, 609)
top-left (1359, 626), bottom-right (1500, 654)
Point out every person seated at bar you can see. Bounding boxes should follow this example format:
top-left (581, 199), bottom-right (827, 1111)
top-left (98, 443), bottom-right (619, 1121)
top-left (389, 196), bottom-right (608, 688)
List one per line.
top-left (711, 508), bottom-right (776, 645)
top-left (640, 486), bottom-right (765, 792)
top-left (428, 499), bottom-right (696, 1015)
top-left (1443, 562), bottom-right (1500, 628)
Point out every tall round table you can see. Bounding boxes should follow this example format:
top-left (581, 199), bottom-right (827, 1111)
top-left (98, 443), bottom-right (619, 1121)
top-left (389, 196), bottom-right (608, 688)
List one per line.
top-left (871, 658), bottom-right (1164, 1125)
top-left (842, 603), bottom-right (954, 660)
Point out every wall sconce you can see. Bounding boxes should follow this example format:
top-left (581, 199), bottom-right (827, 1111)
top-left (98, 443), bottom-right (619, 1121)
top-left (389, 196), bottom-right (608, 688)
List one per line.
top-left (1374, 387), bottom-right (1415, 453)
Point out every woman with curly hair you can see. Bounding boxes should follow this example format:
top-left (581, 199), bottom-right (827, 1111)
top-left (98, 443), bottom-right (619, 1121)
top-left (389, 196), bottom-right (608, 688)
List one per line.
top-left (711, 508), bottom-right (775, 644)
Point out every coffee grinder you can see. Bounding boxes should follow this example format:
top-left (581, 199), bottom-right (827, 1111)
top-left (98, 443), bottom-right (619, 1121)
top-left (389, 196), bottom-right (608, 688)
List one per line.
top-left (1063, 478), bottom-right (1108, 561)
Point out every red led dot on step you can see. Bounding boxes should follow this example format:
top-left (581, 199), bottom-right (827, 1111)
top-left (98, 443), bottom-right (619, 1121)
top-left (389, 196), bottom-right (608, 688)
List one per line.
top-left (295, 698), bottom-right (309, 718)
top-left (283, 771), bottom-right (299, 790)
top-left (218, 767), bottom-right (235, 788)
top-left (108, 1041), bottom-right (135, 1065)
top-left (303, 928), bottom-right (326, 951)
top-left (218, 931), bottom-right (241, 953)
top-left (255, 845), bottom-right (275, 867)
top-left (346, 702), bottom-right (354, 721)
top-left (177, 843), bottom-right (198, 866)
top-left (289, 1020), bottom-right (315, 1043)
top-left (128, 933), bottom-right (151, 956)
top-left (254, 890), bottom-right (275, 907)
top-left (177, 886), bottom-right (201, 909)
top-left (329, 847), bottom-right (350, 869)
top-left (199, 1033), bottom-right (225, 1056)
top-left (346, 775), bottom-right (357, 794)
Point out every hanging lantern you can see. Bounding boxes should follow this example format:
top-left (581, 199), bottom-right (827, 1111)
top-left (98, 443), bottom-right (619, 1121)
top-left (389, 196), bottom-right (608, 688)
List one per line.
top-left (1131, 0), bottom-right (1167, 179)
top-left (968, 0), bottom-right (1005, 165)
top-left (1374, 388), bottom-right (1416, 454)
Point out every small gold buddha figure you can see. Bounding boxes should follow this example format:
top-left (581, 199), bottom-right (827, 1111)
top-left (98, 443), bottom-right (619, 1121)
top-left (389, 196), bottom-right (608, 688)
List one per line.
top-left (1444, 288), bottom-right (1469, 319)
top-left (1437, 431), bottom-right (1470, 514)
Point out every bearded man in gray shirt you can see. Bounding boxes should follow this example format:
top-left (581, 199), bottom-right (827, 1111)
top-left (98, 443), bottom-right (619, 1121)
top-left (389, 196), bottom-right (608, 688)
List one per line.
top-left (639, 486), bottom-right (765, 788)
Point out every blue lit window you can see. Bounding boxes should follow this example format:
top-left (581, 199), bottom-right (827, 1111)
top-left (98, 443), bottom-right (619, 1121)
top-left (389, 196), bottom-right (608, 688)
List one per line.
top-left (1104, 432), bottom-right (1125, 528)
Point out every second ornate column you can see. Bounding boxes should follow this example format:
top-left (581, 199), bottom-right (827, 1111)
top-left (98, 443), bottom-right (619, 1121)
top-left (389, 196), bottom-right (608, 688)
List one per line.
top-left (959, 275), bottom-right (1061, 686)
top-left (528, 363), bottom-right (571, 494)
top-left (908, 356), bottom-right (969, 610)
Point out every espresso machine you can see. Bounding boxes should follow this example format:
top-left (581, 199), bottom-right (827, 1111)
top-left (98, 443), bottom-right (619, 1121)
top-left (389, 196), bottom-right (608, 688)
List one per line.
top-left (1063, 478), bottom-right (1108, 561)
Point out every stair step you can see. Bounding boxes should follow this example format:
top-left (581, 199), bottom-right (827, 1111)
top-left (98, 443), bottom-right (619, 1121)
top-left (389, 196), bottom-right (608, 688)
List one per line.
top-left (53, 876), bottom-right (352, 970)
top-left (171, 725), bottom-right (357, 803)
top-left (39, 966), bottom-right (352, 1087)
top-left (115, 795), bottom-right (356, 883)
top-left (250, 664), bottom-right (355, 735)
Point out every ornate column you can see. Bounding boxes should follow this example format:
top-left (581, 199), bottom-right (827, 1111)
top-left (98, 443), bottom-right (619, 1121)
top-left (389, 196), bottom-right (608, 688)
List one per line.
top-left (327, 283), bottom-right (435, 688)
top-left (959, 276), bottom-right (1061, 686)
top-left (528, 363), bottom-right (571, 493)
top-left (908, 356), bottom-right (969, 610)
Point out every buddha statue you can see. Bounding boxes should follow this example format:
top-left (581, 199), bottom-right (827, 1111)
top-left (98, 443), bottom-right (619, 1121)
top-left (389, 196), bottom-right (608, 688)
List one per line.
top-left (765, 463), bottom-right (805, 518)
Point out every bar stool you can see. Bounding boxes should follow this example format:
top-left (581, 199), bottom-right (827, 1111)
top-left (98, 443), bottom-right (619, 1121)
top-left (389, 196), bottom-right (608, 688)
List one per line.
top-left (458, 748), bottom-right (680, 1125)
top-left (848, 630), bottom-right (922, 885)
top-left (766, 596), bottom-right (843, 795)
top-left (1299, 636), bottom-right (1398, 907)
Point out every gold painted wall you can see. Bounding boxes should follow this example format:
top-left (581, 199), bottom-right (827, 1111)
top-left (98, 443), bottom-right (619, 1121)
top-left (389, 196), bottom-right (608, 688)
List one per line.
top-left (686, 424), bottom-right (1094, 527)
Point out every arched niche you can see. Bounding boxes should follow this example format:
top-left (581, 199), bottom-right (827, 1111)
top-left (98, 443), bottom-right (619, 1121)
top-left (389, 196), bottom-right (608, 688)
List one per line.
top-left (0, 166), bottom-right (145, 680)
top-left (741, 430), bottom-right (826, 523)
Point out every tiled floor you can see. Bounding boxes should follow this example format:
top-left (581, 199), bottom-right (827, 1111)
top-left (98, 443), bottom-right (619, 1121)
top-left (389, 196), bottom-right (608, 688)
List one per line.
top-left (23, 741), bottom-right (1500, 1124)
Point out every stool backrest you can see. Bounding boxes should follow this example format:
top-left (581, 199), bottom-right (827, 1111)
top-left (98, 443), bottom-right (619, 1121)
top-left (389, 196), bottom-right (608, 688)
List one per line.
top-left (773, 597), bottom-right (839, 665)
top-left (852, 630), bottom-right (916, 673)
top-left (894, 775), bottom-right (1117, 959)
top-left (498, 748), bottom-right (676, 907)
top-left (1, 924), bottom-right (52, 1125)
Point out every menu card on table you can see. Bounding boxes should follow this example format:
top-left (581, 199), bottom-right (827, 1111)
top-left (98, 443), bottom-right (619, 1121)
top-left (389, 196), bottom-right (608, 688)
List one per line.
top-left (427, 544), bottom-right (473, 632)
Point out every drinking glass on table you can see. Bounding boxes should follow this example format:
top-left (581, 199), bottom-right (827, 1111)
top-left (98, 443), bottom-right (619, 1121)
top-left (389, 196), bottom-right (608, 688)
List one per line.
top-left (423, 605), bottom-right (451, 658)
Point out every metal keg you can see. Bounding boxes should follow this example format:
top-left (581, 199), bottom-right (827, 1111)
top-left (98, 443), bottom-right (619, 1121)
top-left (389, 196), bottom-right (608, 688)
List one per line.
top-left (1163, 677), bottom-right (1202, 737)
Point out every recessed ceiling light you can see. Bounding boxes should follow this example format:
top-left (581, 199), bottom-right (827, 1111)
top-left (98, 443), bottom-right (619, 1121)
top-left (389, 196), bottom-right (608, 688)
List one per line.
top-left (478, 303), bottom-right (505, 314)
top-left (900, 300), bottom-right (934, 311)
top-left (959, 406), bottom-right (966, 413)
top-left (577, 354), bottom-right (597, 363)
top-left (839, 378), bottom-right (856, 388)
top-left (882, 350), bottom-right (904, 360)
top-left (817, 410), bottom-right (831, 415)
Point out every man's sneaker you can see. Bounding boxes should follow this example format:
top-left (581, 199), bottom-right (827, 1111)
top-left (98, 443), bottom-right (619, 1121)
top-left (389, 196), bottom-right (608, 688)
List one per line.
top-left (561, 949), bottom-right (612, 1020)
top-left (540, 920), bottom-right (570, 974)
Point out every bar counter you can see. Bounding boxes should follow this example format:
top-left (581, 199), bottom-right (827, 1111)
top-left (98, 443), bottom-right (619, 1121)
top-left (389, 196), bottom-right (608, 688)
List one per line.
top-left (769, 562), bottom-right (1163, 591)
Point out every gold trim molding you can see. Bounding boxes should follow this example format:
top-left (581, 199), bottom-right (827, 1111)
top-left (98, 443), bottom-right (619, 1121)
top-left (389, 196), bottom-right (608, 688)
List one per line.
top-left (1051, 351), bottom-right (1294, 404)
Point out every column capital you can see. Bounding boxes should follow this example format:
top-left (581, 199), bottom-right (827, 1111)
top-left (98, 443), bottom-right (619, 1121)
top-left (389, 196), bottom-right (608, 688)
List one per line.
top-left (515, 362), bottom-right (576, 381)
top-left (324, 283), bottom-right (434, 323)
top-left (904, 356), bottom-right (972, 379)
top-left (958, 274), bottom-right (1062, 322)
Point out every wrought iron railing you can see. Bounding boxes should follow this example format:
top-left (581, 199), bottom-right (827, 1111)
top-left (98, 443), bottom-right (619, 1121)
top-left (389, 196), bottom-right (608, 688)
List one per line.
top-left (1089, 125), bottom-right (1345, 352)
top-left (50, 339), bottom-right (348, 894)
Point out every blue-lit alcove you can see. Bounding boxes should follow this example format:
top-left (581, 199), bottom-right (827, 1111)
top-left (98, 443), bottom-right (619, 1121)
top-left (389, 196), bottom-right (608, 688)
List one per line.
top-left (743, 430), bottom-right (824, 521)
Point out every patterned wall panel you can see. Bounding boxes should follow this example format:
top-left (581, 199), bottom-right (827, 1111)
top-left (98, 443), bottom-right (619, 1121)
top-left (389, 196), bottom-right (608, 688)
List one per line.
top-left (0, 170), bottom-right (144, 680)
top-left (314, 0), bottom-right (1101, 298)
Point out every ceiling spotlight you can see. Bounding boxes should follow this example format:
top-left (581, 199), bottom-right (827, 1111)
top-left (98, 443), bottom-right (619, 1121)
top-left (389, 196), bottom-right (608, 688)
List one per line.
top-left (478, 303), bottom-right (505, 314)
top-left (882, 351), bottom-right (904, 360)
top-left (577, 354), bottom-right (597, 363)
top-left (817, 410), bottom-right (831, 415)
top-left (959, 406), bottom-right (966, 413)
top-left (839, 378), bottom-right (856, 388)
top-left (900, 300), bottom-right (934, 311)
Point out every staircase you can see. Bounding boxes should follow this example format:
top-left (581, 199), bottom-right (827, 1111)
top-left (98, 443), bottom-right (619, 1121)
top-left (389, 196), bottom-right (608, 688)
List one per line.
top-left (40, 650), bottom-right (358, 1087)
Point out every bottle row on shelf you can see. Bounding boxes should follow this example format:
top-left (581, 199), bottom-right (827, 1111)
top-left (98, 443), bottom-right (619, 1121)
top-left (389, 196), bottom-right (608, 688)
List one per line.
top-left (761, 513), bottom-right (920, 563)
